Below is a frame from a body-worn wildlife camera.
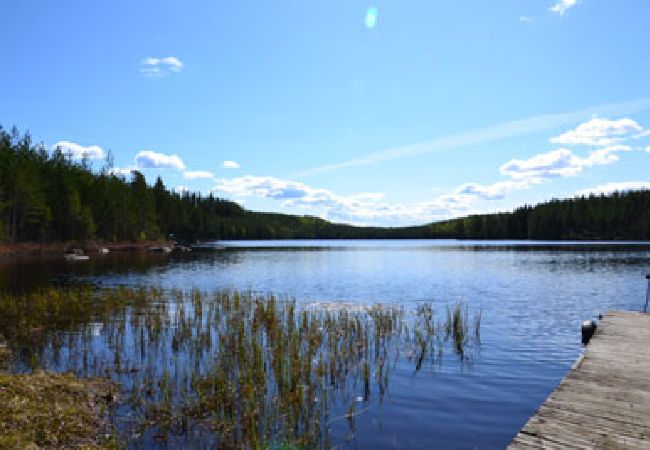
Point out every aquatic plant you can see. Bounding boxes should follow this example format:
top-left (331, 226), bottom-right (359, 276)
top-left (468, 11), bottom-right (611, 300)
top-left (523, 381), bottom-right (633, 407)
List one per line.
top-left (0, 287), bottom-right (482, 448)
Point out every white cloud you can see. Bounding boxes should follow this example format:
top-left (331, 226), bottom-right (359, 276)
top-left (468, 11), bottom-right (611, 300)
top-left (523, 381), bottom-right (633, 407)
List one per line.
top-left (140, 56), bottom-right (184, 77)
top-left (222, 160), bottom-right (241, 169)
top-left (445, 142), bottom-right (634, 211)
top-left (576, 181), bottom-right (650, 197)
top-left (549, 0), bottom-right (577, 15)
top-left (213, 176), bottom-right (474, 226)
top-left (53, 141), bottom-right (104, 160)
top-left (216, 176), bottom-right (334, 202)
top-left (500, 148), bottom-right (581, 179)
top-left (213, 131), bottom-right (640, 225)
top-left (210, 112), bottom-right (649, 226)
top-left (646, 146), bottom-right (650, 153)
top-left (183, 170), bottom-right (215, 180)
top-left (582, 144), bottom-right (631, 165)
top-left (519, 16), bottom-right (534, 23)
top-left (294, 98), bottom-right (650, 177)
top-left (351, 192), bottom-right (385, 201)
top-left (500, 145), bottom-right (631, 180)
top-left (454, 180), bottom-right (536, 199)
top-left (135, 150), bottom-right (186, 170)
top-left (551, 118), bottom-right (643, 146)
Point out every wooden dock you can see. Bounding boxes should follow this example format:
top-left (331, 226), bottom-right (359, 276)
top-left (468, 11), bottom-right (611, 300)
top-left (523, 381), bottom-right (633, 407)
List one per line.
top-left (509, 310), bottom-right (650, 449)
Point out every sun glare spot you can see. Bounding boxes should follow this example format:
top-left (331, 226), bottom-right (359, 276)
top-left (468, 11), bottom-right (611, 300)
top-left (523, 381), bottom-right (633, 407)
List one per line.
top-left (365, 6), bottom-right (378, 29)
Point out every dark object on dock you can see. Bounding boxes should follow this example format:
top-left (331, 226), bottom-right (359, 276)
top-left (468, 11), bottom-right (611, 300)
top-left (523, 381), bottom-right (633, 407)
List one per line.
top-left (510, 311), bottom-right (650, 448)
top-left (580, 319), bottom-right (597, 345)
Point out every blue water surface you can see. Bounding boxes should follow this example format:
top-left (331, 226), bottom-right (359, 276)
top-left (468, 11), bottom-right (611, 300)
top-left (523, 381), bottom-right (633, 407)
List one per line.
top-left (2, 239), bottom-right (649, 448)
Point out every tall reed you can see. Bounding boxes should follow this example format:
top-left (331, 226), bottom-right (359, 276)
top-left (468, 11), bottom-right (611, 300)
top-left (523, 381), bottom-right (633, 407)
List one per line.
top-left (0, 287), bottom-right (481, 448)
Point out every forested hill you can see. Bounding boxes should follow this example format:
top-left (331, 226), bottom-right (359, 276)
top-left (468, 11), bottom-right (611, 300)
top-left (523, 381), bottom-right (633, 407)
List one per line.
top-left (1, 126), bottom-right (649, 243)
top-left (406, 191), bottom-right (650, 240)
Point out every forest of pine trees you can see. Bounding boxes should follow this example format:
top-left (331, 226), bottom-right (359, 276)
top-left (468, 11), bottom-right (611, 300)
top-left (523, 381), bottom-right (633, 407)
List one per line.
top-left (1, 126), bottom-right (649, 244)
top-left (411, 192), bottom-right (650, 240)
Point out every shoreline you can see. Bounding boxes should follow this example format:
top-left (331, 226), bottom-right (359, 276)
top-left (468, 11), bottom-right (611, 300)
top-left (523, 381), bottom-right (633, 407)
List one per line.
top-left (0, 240), bottom-right (171, 258)
top-left (3, 237), bottom-right (650, 258)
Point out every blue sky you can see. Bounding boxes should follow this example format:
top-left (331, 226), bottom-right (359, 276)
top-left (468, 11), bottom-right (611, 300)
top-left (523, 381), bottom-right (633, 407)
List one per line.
top-left (2, 0), bottom-right (650, 226)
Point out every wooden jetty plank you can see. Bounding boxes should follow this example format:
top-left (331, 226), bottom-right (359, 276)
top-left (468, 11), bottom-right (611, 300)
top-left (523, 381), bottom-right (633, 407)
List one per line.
top-left (535, 404), bottom-right (650, 438)
top-left (533, 406), bottom-right (650, 441)
top-left (509, 311), bottom-right (650, 449)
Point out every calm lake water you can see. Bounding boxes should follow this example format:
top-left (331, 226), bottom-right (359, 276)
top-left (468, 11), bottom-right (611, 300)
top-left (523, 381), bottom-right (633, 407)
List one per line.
top-left (2, 239), bottom-right (650, 449)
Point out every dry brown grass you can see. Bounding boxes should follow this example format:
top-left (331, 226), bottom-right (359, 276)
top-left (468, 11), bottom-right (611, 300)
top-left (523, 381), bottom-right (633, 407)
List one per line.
top-left (0, 371), bottom-right (117, 450)
top-left (0, 335), bottom-right (9, 371)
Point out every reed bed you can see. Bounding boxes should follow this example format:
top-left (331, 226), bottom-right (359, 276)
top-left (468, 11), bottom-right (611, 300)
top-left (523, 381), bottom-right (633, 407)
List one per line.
top-left (0, 287), bottom-right (481, 448)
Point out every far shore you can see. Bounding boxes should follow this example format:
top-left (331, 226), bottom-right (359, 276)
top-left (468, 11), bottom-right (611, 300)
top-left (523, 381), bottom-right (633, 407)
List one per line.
top-left (0, 240), bottom-right (172, 258)
top-left (4, 237), bottom-right (650, 259)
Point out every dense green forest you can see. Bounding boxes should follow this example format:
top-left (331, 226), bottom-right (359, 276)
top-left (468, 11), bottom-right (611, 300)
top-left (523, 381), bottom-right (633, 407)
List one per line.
top-left (1, 126), bottom-right (649, 243)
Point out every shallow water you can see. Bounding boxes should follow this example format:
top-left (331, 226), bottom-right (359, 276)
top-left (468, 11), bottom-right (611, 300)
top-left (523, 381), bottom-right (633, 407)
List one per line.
top-left (2, 239), bottom-right (649, 448)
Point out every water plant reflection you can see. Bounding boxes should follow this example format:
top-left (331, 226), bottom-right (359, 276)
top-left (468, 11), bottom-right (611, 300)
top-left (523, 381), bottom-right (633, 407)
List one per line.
top-left (0, 287), bottom-right (481, 448)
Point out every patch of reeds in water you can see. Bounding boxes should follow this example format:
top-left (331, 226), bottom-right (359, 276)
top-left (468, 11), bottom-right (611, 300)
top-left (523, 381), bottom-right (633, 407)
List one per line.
top-left (0, 287), bottom-right (481, 448)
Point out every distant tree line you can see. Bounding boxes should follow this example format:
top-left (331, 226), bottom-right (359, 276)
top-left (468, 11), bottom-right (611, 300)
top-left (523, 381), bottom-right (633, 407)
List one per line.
top-left (0, 126), bottom-right (245, 243)
top-left (404, 192), bottom-right (650, 239)
top-left (1, 126), bottom-right (649, 243)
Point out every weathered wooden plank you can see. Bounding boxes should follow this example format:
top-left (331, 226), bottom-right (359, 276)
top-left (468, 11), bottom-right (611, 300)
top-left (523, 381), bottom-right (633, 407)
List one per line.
top-left (549, 383), bottom-right (650, 407)
top-left (542, 397), bottom-right (650, 428)
top-left (511, 431), bottom-right (588, 450)
top-left (509, 310), bottom-right (650, 449)
top-left (550, 378), bottom-right (650, 404)
top-left (569, 370), bottom-right (650, 391)
top-left (521, 417), bottom-right (650, 448)
top-left (533, 404), bottom-right (650, 439)
top-left (520, 419), bottom-right (612, 448)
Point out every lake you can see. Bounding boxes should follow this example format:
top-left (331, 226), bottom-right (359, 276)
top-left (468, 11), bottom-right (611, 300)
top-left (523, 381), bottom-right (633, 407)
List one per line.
top-left (1, 240), bottom-right (649, 448)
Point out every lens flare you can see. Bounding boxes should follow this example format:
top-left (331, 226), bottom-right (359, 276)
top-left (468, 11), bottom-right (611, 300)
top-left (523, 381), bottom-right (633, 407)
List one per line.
top-left (365, 6), bottom-right (378, 29)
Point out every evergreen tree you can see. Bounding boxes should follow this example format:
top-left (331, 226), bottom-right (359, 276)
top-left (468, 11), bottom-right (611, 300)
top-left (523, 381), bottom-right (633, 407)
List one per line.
top-left (1, 125), bottom-right (649, 244)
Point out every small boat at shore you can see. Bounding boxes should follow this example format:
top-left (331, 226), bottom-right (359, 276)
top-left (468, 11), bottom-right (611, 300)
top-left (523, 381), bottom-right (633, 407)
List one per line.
top-left (64, 249), bottom-right (90, 261)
